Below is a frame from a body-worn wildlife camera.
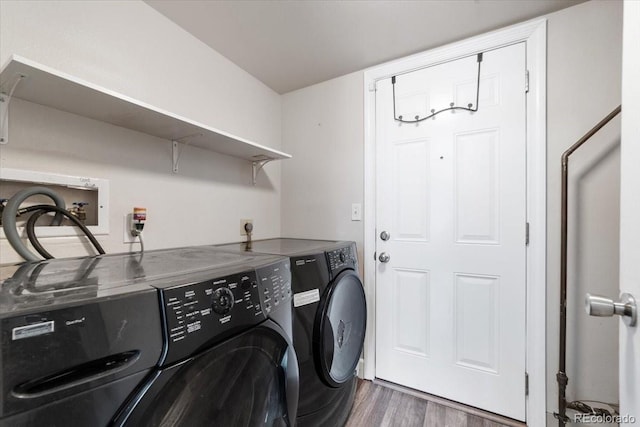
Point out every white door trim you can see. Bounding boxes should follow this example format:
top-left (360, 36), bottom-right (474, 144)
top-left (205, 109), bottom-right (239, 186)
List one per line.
top-left (363, 19), bottom-right (547, 426)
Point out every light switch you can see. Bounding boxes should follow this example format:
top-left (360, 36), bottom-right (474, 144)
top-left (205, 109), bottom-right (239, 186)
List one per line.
top-left (351, 203), bottom-right (362, 221)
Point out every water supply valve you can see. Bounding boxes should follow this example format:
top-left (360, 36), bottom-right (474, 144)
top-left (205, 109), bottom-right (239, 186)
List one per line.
top-left (70, 202), bottom-right (89, 223)
top-left (244, 221), bottom-right (253, 251)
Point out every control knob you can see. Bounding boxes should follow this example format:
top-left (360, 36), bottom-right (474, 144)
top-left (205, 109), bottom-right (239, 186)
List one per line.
top-left (212, 287), bottom-right (234, 315)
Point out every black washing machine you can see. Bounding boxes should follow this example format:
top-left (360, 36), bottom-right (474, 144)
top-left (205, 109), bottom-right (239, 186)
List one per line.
top-left (113, 247), bottom-right (298, 426)
top-left (1, 246), bottom-right (298, 427)
top-left (216, 238), bottom-right (367, 427)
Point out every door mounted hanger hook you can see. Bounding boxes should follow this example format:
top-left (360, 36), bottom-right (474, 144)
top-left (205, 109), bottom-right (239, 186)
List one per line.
top-left (392, 52), bottom-right (483, 124)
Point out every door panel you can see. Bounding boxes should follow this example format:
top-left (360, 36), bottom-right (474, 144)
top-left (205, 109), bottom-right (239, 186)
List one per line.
top-left (454, 129), bottom-right (500, 244)
top-left (375, 42), bottom-right (527, 420)
top-left (454, 273), bottom-right (499, 373)
top-left (393, 138), bottom-right (431, 241)
top-left (392, 268), bottom-right (431, 357)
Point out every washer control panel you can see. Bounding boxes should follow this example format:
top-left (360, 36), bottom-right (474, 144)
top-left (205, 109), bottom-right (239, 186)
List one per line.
top-left (326, 244), bottom-right (358, 275)
top-left (161, 270), bottom-right (265, 365)
top-left (256, 259), bottom-right (292, 316)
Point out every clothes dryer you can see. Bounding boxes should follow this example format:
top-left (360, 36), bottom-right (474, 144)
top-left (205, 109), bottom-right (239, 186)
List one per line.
top-left (216, 238), bottom-right (367, 427)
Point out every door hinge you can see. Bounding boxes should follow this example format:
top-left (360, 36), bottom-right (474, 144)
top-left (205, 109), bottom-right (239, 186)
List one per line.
top-left (369, 81), bottom-right (377, 92)
top-left (525, 222), bottom-right (530, 246)
top-left (525, 372), bottom-right (529, 396)
top-left (525, 70), bottom-right (530, 93)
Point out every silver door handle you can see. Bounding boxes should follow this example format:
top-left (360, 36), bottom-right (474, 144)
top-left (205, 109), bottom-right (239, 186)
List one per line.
top-left (380, 231), bottom-right (391, 241)
top-left (378, 252), bottom-right (390, 263)
top-left (585, 293), bottom-right (637, 327)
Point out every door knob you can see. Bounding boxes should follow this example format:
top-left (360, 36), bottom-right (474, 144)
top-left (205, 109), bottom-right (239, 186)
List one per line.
top-left (585, 293), bottom-right (637, 327)
top-left (380, 231), bottom-right (391, 241)
top-left (378, 252), bottom-right (390, 263)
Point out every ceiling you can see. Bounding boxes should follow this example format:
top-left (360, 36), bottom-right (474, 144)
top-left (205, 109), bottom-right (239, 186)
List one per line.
top-left (145, 0), bottom-right (585, 94)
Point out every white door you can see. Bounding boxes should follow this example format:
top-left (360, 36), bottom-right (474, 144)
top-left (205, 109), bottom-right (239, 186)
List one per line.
top-left (619, 0), bottom-right (639, 422)
top-left (375, 43), bottom-right (527, 421)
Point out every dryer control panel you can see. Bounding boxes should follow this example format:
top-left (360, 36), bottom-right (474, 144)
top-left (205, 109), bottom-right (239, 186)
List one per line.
top-left (326, 243), bottom-right (358, 276)
top-left (161, 270), bottom-right (267, 365)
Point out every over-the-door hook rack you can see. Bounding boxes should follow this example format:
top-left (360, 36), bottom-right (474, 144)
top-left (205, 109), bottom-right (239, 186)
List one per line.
top-left (392, 52), bottom-right (483, 124)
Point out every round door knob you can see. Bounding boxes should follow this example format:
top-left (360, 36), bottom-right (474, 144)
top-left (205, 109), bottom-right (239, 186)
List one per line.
top-left (380, 231), bottom-right (391, 241)
top-left (585, 293), bottom-right (637, 327)
top-left (378, 252), bottom-right (390, 263)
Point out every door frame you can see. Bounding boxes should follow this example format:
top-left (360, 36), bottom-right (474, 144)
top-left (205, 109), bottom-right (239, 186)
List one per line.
top-left (362, 19), bottom-right (547, 425)
top-left (619, 0), bottom-right (640, 421)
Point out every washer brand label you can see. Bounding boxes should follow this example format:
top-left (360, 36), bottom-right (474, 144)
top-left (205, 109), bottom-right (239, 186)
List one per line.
top-left (293, 289), bottom-right (320, 308)
top-left (65, 317), bottom-right (85, 326)
top-left (12, 321), bottom-right (55, 340)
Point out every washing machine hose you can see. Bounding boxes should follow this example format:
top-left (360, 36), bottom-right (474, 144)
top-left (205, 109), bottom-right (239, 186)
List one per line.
top-left (2, 186), bottom-right (104, 261)
top-left (25, 205), bottom-right (106, 259)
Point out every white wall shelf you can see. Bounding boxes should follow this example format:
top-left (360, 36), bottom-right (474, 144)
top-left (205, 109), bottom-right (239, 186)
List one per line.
top-left (0, 55), bottom-right (291, 182)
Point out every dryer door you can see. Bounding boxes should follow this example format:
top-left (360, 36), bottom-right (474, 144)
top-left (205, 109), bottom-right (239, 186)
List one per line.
top-left (314, 270), bottom-right (367, 387)
top-left (113, 320), bottom-right (298, 427)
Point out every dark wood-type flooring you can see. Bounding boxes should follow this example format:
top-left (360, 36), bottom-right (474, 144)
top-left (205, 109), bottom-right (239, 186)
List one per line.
top-left (345, 380), bottom-right (522, 427)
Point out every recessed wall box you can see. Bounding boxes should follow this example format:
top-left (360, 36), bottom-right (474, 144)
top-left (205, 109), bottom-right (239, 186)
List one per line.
top-left (0, 168), bottom-right (109, 238)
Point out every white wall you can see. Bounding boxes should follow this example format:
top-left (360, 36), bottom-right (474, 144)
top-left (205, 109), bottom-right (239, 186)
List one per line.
top-left (280, 0), bottom-right (622, 419)
top-left (281, 72), bottom-right (365, 270)
top-left (546, 0), bottom-right (622, 418)
top-left (0, 0), bottom-right (283, 264)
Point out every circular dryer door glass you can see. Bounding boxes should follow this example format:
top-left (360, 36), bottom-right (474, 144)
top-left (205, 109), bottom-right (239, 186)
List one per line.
top-left (315, 270), bottom-right (366, 387)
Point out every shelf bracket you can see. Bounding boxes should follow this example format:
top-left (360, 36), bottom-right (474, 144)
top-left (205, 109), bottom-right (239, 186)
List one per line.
top-left (0, 74), bottom-right (27, 145)
top-left (0, 96), bottom-right (8, 145)
top-left (171, 133), bottom-right (202, 174)
top-left (172, 140), bottom-right (180, 173)
top-left (252, 159), bottom-right (274, 185)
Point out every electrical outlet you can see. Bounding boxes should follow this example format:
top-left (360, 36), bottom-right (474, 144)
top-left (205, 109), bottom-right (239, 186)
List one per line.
top-left (351, 203), bottom-right (362, 221)
top-left (123, 214), bottom-right (136, 243)
top-left (240, 219), bottom-right (253, 236)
